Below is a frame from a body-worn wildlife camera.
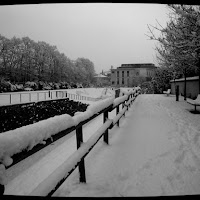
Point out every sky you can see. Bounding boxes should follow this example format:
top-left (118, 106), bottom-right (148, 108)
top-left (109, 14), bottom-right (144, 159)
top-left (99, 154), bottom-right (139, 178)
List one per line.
top-left (0, 3), bottom-right (170, 73)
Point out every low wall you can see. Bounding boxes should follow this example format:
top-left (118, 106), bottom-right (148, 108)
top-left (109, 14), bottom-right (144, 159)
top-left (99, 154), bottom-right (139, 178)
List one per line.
top-left (170, 76), bottom-right (199, 99)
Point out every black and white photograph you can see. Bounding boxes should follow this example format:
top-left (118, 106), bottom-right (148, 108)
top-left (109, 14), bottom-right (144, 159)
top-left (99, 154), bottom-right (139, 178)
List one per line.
top-left (0, 2), bottom-right (200, 197)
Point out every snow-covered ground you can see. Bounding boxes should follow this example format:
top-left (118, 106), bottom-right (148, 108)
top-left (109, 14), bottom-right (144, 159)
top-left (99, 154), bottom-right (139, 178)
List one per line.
top-left (4, 92), bottom-right (200, 197)
top-left (51, 94), bottom-right (200, 197)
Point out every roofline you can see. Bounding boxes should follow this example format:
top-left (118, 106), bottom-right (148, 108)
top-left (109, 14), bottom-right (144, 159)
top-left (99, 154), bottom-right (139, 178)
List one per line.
top-left (170, 76), bottom-right (199, 82)
top-left (119, 63), bottom-right (157, 69)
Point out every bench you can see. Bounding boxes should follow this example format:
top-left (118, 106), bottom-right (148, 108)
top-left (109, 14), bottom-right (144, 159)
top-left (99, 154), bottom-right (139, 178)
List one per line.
top-left (163, 89), bottom-right (171, 96)
top-left (187, 94), bottom-right (200, 112)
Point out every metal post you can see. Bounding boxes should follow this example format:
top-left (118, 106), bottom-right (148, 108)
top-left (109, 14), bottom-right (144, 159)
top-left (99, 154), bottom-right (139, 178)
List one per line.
top-left (10, 94), bottom-right (11, 104)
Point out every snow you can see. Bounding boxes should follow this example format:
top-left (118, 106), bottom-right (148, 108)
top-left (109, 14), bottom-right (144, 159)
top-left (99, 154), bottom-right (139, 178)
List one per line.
top-left (30, 119), bottom-right (113, 196)
top-left (0, 96), bottom-right (117, 167)
top-left (113, 95), bottom-right (128, 107)
top-left (0, 88), bottom-right (117, 167)
top-left (50, 94), bottom-right (200, 197)
top-left (0, 86), bottom-right (130, 168)
top-left (1, 87), bottom-right (143, 195)
top-left (73, 97), bottom-right (114, 126)
top-left (0, 114), bottom-right (75, 166)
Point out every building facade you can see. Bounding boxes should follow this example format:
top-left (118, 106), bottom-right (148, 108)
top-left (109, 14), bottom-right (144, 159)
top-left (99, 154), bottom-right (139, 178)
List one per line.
top-left (111, 63), bottom-right (157, 87)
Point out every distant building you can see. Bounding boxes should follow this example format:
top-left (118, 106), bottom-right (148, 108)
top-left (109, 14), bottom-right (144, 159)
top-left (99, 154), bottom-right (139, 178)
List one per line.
top-left (94, 71), bottom-right (110, 87)
top-left (111, 63), bottom-right (157, 87)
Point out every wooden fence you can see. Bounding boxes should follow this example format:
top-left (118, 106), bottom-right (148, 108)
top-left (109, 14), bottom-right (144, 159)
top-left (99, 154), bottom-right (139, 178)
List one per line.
top-left (0, 88), bottom-right (140, 196)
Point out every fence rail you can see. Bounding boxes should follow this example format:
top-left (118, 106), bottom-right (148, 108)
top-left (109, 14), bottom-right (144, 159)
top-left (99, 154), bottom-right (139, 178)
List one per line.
top-left (0, 87), bottom-right (141, 196)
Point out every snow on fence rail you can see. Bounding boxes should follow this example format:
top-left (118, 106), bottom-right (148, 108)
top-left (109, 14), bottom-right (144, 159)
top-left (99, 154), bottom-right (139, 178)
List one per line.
top-left (0, 87), bottom-right (141, 196)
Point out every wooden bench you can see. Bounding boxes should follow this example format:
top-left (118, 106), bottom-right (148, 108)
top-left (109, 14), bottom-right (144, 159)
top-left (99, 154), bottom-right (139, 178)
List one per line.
top-left (163, 89), bottom-right (171, 96)
top-left (187, 94), bottom-right (200, 112)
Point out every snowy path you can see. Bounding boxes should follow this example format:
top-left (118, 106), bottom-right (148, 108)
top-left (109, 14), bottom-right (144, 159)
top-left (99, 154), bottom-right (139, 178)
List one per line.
top-left (53, 94), bottom-right (200, 197)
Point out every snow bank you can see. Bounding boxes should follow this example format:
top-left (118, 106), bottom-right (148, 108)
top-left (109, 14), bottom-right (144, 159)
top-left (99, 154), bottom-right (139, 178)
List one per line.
top-left (0, 114), bottom-right (75, 167)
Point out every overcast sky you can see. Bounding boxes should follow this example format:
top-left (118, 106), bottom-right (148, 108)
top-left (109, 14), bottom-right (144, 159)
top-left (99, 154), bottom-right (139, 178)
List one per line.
top-left (0, 3), bottom-right (169, 73)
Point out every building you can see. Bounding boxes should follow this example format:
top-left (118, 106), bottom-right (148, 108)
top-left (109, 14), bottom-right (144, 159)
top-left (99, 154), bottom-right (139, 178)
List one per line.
top-left (170, 76), bottom-right (199, 99)
top-left (111, 63), bottom-right (157, 87)
top-left (94, 71), bottom-right (110, 87)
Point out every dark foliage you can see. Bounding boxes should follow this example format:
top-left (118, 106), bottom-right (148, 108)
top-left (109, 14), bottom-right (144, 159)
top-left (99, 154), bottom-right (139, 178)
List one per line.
top-left (0, 98), bottom-right (89, 133)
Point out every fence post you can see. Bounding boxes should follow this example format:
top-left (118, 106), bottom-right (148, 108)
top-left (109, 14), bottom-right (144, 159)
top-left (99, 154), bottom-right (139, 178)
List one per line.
top-left (20, 93), bottom-right (22, 103)
top-left (76, 125), bottom-right (86, 183)
top-left (10, 94), bottom-right (11, 104)
top-left (30, 93), bottom-right (32, 102)
top-left (116, 105), bottom-right (119, 126)
top-left (103, 110), bottom-right (109, 144)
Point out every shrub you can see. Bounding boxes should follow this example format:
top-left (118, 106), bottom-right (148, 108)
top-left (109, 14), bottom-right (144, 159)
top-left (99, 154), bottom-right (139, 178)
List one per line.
top-left (0, 98), bottom-right (89, 133)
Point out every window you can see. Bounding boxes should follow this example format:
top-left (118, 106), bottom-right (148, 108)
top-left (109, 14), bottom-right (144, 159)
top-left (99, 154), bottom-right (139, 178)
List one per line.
top-left (117, 79), bottom-right (119, 85)
top-left (117, 71), bottom-right (119, 77)
top-left (122, 71), bottom-right (124, 77)
top-left (127, 71), bottom-right (129, 77)
top-left (122, 78), bottom-right (124, 85)
top-left (112, 71), bottom-right (114, 74)
top-left (136, 71), bottom-right (139, 76)
top-left (112, 81), bottom-right (115, 84)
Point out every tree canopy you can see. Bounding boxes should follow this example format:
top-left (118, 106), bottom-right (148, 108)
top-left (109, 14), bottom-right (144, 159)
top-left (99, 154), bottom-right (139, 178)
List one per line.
top-left (146, 4), bottom-right (200, 94)
top-left (0, 35), bottom-right (96, 86)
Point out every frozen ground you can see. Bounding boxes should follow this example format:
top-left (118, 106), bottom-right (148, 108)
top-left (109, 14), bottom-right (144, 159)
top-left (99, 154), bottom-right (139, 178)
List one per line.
top-left (53, 94), bottom-right (200, 197)
top-left (4, 93), bottom-right (200, 196)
